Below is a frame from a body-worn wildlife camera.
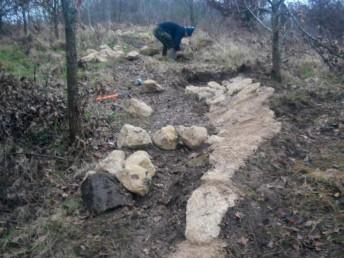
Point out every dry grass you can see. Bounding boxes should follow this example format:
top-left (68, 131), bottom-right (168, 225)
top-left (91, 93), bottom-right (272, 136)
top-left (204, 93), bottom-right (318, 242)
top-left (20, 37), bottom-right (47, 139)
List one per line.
top-left (188, 29), bottom-right (268, 70)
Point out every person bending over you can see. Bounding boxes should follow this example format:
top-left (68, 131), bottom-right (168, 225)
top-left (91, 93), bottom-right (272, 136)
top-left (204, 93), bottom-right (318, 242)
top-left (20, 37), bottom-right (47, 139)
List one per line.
top-left (154, 21), bottom-right (195, 60)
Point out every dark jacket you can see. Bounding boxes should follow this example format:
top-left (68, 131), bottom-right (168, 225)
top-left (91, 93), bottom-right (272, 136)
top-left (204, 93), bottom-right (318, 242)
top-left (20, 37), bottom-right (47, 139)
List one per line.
top-left (157, 21), bottom-right (186, 51)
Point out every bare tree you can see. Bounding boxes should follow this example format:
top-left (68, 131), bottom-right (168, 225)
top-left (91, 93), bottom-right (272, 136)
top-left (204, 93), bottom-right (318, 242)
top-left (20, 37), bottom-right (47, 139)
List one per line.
top-left (52, 0), bottom-right (59, 39)
top-left (62, 0), bottom-right (81, 142)
top-left (207, 0), bottom-right (285, 81)
top-left (0, 0), bottom-right (14, 33)
top-left (270, 0), bottom-right (284, 82)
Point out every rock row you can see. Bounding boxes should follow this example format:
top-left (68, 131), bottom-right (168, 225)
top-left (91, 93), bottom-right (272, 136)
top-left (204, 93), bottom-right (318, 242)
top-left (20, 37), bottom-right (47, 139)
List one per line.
top-left (169, 77), bottom-right (281, 258)
top-left (81, 123), bottom-right (210, 213)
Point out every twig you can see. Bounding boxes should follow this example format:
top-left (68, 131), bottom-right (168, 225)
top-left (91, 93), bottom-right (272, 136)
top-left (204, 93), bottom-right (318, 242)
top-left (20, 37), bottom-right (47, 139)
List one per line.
top-left (244, 0), bottom-right (272, 32)
top-left (12, 152), bottom-right (67, 161)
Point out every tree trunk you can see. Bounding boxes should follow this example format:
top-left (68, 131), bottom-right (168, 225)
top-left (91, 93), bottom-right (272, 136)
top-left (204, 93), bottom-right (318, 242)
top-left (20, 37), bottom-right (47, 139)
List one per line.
top-left (87, 1), bottom-right (92, 28)
top-left (22, 8), bottom-right (28, 35)
top-left (53, 0), bottom-right (59, 39)
top-left (0, 14), bottom-right (3, 34)
top-left (62, 0), bottom-right (81, 142)
top-left (271, 0), bottom-right (282, 82)
top-left (188, 0), bottom-right (196, 26)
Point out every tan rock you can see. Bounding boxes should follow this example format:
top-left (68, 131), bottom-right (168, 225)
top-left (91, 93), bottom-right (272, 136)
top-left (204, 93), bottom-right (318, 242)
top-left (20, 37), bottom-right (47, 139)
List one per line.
top-left (96, 150), bottom-right (125, 176)
top-left (125, 151), bottom-right (156, 178)
top-left (140, 46), bottom-right (160, 56)
top-left (124, 98), bottom-right (153, 118)
top-left (207, 81), bottom-right (226, 92)
top-left (185, 184), bottom-right (237, 243)
top-left (152, 125), bottom-right (178, 150)
top-left (117, 151), bottom-right (156, 196)
top-left (126, 51), bottom-right (140, 61)
top-left (117, 124), bottom-right (152, 149)
top-left (176, 126), bottom-right (208, 149)
top-left (143, 79), bottom-right (165, 93)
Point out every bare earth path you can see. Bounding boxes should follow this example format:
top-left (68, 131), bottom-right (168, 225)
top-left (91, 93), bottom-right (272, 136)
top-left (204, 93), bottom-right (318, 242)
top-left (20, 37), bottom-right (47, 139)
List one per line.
top-left (169, 77), bottom-right (281, 258)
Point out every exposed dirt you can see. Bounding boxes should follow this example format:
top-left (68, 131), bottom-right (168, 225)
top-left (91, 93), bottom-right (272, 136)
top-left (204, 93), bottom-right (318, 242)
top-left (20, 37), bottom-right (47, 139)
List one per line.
top-left (0, 52), bottom-right (218, 258)
top-left (1, 27), bottom-right (343, 258)
top-left (220, 77), bottom-right (344, 258)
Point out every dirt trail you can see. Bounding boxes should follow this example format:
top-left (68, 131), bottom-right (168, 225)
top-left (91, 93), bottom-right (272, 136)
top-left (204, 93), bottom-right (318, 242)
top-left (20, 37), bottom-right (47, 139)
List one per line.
top-left (169, 77), bottom-right (281, 258)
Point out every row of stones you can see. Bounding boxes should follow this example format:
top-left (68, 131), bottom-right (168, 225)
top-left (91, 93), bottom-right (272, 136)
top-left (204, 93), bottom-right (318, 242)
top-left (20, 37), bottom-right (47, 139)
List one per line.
top-left (81, 123), bottom-right (211, 214)
top-left (80, 44), bottom-right (159, 63)
top-left (117, 124), bottom-right (209, 150)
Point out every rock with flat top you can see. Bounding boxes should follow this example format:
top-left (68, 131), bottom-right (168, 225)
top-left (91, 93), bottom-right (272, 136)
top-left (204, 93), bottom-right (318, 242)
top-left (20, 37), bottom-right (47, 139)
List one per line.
top-left (140, 46), bottom-right (160, 56)
top-left (176, 126), bottom-right (208, 149)
top-left (117, 124), bottom-right (152, 149)
top-left (152, 125), bottom-right (178, 150)
top-left (207, 81), bottom-right (226, 92)
top-left (124, 98), bottom-right (153, 118)
top-left (80, 171), bottom-right (132, 214)
top-left (126, 51), bottom-right (140, 61)
top-left (143, 80), bottom-right (165, 93)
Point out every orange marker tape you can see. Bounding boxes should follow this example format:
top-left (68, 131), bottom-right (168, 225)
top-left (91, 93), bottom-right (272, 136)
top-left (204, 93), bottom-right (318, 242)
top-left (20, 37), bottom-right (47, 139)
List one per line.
top-left (96, 93), bottom-right (119, 102)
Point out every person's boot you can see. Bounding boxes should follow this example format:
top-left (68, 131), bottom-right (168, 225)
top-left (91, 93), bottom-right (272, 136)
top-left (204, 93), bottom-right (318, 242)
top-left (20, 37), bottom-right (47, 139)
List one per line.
top-left (169, 49), bottom-right (177, 60)
top-left (162, 46), bottom-right (167, 56)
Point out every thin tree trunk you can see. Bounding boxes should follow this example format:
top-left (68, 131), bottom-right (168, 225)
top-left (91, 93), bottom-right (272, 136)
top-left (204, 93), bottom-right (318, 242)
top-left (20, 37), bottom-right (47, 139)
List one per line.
top-left (53, 0), bottom-right (59, 39)
top-left (271, 0), bottom-right (282, 82)
top-left (0, 14), bottom-right (3, 34)
top-left (188, 0), bottom-right (196, 26)
top-left (117, 0), bottom-right (122, 23)
top-left (87, 1), bottom-right (92, 27)
top-left (22, 8), bottom-right (28, 35)
top-left (62, 0), bottom-right (81, 142)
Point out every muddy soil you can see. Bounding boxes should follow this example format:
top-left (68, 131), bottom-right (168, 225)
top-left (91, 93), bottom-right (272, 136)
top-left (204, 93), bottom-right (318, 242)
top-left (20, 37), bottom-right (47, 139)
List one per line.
top-left (0, 56), bottom-right (219, 258)
top-left (220, 77), bottom-right (344, 258)
top-left (1, 33), bottom-right (343, 258)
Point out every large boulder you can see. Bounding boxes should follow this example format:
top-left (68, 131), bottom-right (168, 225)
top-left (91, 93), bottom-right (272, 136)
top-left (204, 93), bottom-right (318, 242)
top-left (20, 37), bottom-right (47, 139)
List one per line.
top-left (126, 51), bottom-right (140, 61)
top-left (140, 46), bottom-right (160, 56)
top-left (116, 151), bottom-right (156, 196)
top-left (177, 126), bottom-right (208, 149)
top-left (152, 125), bottom-right (178, 150)
top-left (124, 98), bottom-right (153, 118)
top-left (117, 124), bottom-right (152, 149)
top-left (96, 150), bottom-right (125, 176)
top-left (80, 171), bottom-right (132, 214)
top-left (143, 80), bottom-right (165, 93)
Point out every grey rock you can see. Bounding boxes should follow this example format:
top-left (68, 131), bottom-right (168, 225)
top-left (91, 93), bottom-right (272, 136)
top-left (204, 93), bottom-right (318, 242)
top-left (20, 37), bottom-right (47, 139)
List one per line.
top-left (81, 171), bottom-right (132, 214)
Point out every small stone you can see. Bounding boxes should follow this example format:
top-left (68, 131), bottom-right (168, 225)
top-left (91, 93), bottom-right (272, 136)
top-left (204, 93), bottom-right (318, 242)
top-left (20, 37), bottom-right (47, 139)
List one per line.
top-left (80, 171), bottom-right (132, 214)
top-left (96, 150), bottom-right (125, 176)
top-left (126, 51), bottom-right (140, 61)
top-left (207, 135), bottom-right (224, 145)
top-left (124, 98), bottom-right (153, 118)
top-left (143, 80), bottom-right (165, 93)
top-left (176, 126), bottom-right (209, 149)
top-left (117, 124), bottom-right (152, 149)
top-left (207, 81), bottom-right (226, 91)
top-left (152, 125), bottom-right (178, 150)
top-left (140, 46), bottom-right (160, 56)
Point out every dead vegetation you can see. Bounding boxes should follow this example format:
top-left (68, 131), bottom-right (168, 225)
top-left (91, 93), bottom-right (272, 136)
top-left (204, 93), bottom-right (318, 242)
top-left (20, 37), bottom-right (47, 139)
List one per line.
top-left (0, 22), bottom-right (343, 258)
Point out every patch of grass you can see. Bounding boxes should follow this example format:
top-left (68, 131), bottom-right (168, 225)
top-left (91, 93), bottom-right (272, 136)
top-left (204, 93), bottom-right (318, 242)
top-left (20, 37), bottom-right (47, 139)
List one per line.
top-left (62, 198), bottom-right (81, 216)
top-left (299, 62), bottom-right (315, 79)
top-left (0, 44), bottom-right (35, 77)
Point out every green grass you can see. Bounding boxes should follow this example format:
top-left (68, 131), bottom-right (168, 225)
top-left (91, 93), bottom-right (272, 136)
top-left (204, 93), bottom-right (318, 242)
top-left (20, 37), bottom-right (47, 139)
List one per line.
top-left (299, 62), bottom-right (315, 79)
top-left (0, 44), bottom-right (35, 78)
